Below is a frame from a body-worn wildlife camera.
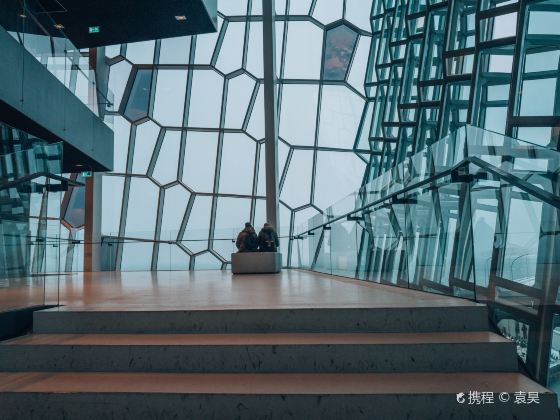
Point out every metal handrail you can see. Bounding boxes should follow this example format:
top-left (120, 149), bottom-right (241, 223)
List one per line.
top-left (0, 172), bottom-right (84, 191)
top-left (296, 156), bottom-right (560, 239)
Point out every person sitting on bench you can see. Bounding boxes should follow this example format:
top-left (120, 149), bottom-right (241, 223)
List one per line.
top-left (258, 222), bottom-right (279, 252)
top-left (235, 222), bottom-right (259, 252)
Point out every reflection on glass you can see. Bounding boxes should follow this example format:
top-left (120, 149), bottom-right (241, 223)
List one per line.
top-left (323, 25), bottom-right (358, 80)
top-left (0, 127), bottom-right (65, 311)
top-left (63, 175), bottom-right (85, 228)
top-left (497, 315), bottom-right (529, 362)
top-left (124, 69), bottom-right (152, 121)
top-left (293, 124), bottom-right (560, 402)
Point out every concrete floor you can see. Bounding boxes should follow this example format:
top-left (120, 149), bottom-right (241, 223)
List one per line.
top-left (24, 269), bottom-right (481, 311)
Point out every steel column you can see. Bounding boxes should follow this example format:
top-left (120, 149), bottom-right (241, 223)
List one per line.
top-left (262, 0), bottom-right (280, 230)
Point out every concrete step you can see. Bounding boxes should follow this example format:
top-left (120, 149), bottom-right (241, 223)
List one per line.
top-left (0, 332), bottom-right (518, 373)
top-left (33, 305), bottom-right (489, 334)
top-left (0, 372), bottom-right (555, 420)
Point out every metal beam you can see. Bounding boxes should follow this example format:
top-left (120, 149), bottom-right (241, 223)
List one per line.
top-left (262, 0), bottom-right (280, 230)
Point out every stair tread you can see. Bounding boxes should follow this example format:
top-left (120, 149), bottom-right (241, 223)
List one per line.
top-left (0, 372), bottom-right (550, 395)
top-left (3, 331), bottom-right (511, 346)
top-left (38, 300), bottom-right (485, 311)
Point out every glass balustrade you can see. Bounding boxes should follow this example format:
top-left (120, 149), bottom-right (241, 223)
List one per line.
top-left (0, 141), bottom-right (66, 311)
top-left (0, 0), bottom-right (114, 119)
top-left (290, 125), bottom-right (560, 398)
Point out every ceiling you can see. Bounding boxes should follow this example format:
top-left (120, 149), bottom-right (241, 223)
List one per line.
top-left (29, 0), bottom-right (217, 48)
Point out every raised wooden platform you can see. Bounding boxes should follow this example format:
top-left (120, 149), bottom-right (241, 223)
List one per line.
top-left (0, 270), bottom-right (557, 419)
top-left (34, 269), bottom-right (483, 310)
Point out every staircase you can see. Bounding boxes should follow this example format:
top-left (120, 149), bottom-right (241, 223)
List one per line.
top-left (0, 304), bottom-right (557, 419)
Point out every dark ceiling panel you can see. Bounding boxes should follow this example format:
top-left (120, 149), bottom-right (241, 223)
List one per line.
top-left (30, 0), bottom-right (217, 48)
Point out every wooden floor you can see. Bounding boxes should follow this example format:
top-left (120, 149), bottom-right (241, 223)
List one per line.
top-left (0, 269), bottom-right (480, 312)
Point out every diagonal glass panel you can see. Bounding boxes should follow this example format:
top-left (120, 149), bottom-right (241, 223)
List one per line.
top-left (188, 70), bottom-right (224, 128)
top-left (153, 69), bottom-right (188, 127)
top-left (125, 41), bottom-right (155, 64)
top-left (312, 0), bottom-right (344, 24)
top-left (152, 130), bottom-right (181, 185)
top-left (102, 175), bottom-right (124, 236)
top-left (112, 116), bottom-right (132, 173)
top-left (219, 133), bottom-right (255, 195)
top-left (131, 120), bottom-right (160, 174)
top-left (124, 69), bottom-right (152, 122)
top-left (216, 21), bottom-right (246, 74)
top-left (159, 36), bottom-right (191, 65)
top-left (160, 185), bottom-right (191, 239)
top-left (181, 131), bottom-right (218, 193)
top-left (124, 177), bottom-right (159, 239)
top-left (225, 74), bottom-right (255, 129)
top-left (279, 84), bottom-right (318, 146)
top-left (345, 0), bottom-right (373, 31)
top-left (213, 197), bottom-right (251, 259)
top-left (246, 21), bottom-right (263, 78)
top-left (182, 195), bottom-right (212, 254)
top-left (318, 85), bottom-right (364, 149)
top-left (347, 36), bottom-right (372, 93)
top-left (108, 60), bottom-right (132, 111)
top-left (323, 25), bottom-right (358, 81)
top-left (314, 151), bottom-right (366, 209)
top-left (283, 21), bottom-right (323, 79)
top-left (281, 149), bottom-right (314, 208)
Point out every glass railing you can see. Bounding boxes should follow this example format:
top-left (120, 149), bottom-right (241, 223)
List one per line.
top-left (99, 229), bottom-right (286, 271)
top-left (291, 125), bottom-right (560, 396)
top-left (6, 222), bottom-right (288, 274)
top-left (6, 229), bottom-right (286, 274)
top-left (99, 231), bottom-right (241, 272)
top-left (0, 142), bottom-right (63, 181)
top-left (0, 0), bottom-right (113, 119)
top-left (0, 142), bottom-right (69, 312)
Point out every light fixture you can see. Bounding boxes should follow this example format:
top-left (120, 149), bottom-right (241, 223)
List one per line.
top-left (54, 23), bottom-right (64, 29)
top-left (174, 15), bottom-right (187, 21)
top-left (19, 13), bottom-right (27, 18)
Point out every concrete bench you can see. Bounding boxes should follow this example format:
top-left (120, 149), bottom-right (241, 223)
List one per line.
top-left (231, 252), bottom-right (282, 274)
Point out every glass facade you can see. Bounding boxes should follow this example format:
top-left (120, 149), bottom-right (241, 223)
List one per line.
top-left (101, 0), bottom-right (373, 270)
top-left (1, 0), bottom-right (560, 406)
top-left (361, 0), bottom-right (560, 177)
top-left (293, 125), bottom-right (560, 400)
top-left (290, 0), bottom-right (560, 399)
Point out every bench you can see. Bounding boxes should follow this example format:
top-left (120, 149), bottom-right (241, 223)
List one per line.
top-left (231, 252), bottom-right (282, 274)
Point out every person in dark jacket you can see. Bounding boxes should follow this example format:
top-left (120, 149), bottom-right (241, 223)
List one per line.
top-left (258, 222), bottom-right (279, 252)
top-left (236, 222), bottom-right (258, 252)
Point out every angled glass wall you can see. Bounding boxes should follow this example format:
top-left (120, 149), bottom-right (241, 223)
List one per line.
top-left (291, 0), bottom-right (560, 401)
top-left (362, 0), bottom-right (560, 179)
top-left (293, 125), bottom-right (560, 401)
top-left (101, 0), bottom-right (373, 270)
top-left (0, 122), bottom-right (81, 311)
